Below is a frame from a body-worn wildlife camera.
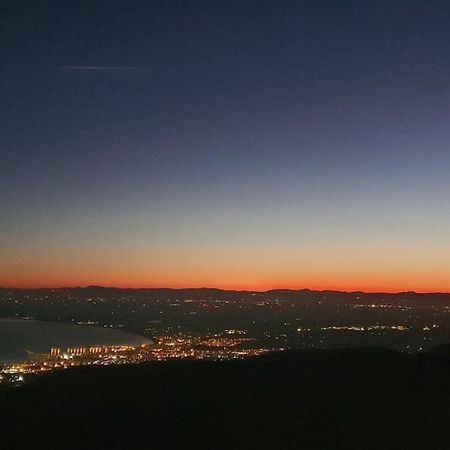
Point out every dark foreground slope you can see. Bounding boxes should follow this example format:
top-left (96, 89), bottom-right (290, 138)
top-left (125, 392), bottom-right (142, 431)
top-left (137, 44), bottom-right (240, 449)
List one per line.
top-left (1, 348), bottom-right (450, 450)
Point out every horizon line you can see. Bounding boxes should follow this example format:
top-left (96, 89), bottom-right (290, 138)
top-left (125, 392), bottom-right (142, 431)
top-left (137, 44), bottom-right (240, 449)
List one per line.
top-left (1, 285), bottom-right (450, 295)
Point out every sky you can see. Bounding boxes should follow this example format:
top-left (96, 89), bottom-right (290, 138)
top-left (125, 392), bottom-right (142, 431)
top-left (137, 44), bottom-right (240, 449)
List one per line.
top-left (1, 0), bottom-right (450, 292)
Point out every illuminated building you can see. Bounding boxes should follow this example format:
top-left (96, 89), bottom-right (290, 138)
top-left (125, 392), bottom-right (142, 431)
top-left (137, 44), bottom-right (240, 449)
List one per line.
top-left (50, 348), bottom-right (61, 357)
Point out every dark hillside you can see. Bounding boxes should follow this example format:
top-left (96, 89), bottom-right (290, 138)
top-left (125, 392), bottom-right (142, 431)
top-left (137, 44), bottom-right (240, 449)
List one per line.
top-left (1, 348), bottom-right (450, 450)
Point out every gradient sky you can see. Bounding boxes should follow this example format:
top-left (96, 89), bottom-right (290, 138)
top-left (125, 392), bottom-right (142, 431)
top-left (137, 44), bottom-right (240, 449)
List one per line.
top-left (2, 1), bottom-right (450, 291)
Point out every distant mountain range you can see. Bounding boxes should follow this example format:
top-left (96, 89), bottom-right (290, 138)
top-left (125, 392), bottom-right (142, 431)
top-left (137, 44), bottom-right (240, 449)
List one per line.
top-left (2, 286), bottom-right (450, 304)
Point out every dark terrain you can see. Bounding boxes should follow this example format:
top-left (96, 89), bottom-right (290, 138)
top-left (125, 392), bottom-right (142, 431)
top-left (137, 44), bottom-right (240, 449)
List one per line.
top-left (1, 347), bottom-right (450, 450)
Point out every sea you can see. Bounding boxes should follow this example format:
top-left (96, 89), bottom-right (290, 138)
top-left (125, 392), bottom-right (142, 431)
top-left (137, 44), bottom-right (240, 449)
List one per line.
top-left (0, 318), bottom-right (152, 363)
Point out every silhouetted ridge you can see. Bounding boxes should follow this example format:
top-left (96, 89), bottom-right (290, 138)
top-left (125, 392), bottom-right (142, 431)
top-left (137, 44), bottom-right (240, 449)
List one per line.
top-left (1, 347), bottom-right (450, 450)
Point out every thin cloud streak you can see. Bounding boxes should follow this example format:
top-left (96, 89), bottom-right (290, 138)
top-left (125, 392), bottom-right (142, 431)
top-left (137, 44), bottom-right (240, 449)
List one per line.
top-left (61, 65), bottom-right (155, 72)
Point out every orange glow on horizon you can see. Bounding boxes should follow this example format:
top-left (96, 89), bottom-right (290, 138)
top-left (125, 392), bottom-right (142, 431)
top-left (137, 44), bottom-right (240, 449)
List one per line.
top-left (3, 251), bottom-right (450, 294)
top-left (3, 277), bottom-right (450, 294)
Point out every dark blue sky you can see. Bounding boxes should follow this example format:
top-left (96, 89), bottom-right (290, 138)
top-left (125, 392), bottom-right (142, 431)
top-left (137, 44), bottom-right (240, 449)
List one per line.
top-left (2, 1), bottom-right (450, 290)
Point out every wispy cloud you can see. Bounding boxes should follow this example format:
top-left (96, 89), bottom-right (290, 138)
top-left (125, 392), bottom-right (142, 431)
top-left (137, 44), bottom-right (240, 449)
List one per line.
top-left (61, 65), bottom-right (154, 72)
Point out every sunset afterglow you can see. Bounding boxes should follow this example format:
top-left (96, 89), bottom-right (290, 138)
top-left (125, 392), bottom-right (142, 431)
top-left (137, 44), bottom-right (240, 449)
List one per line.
top-left (2, 1), bottom-right (450, 293)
